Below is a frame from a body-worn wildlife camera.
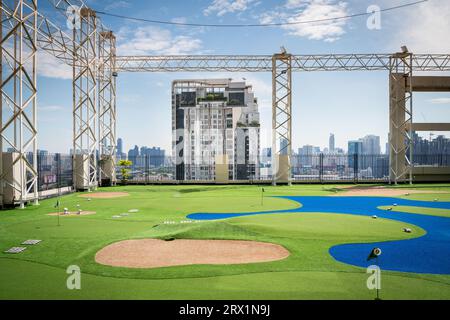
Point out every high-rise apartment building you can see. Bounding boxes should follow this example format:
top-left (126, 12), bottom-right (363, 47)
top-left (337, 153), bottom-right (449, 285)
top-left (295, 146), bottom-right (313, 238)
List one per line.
top-left (172, 79), bottom-right (260, 181)
top-left (117, 138), bottom-right (123, 155)
top-left (116, 138), bottom-right (126, 160)
top-left (140, 146), bottom-right (165, 167)
top-left (348, 140), bottom-right (363, 168)
top-left (360, 135), bottom-right (381, 155)
top-left (298, 145), bottom-right (321, 166)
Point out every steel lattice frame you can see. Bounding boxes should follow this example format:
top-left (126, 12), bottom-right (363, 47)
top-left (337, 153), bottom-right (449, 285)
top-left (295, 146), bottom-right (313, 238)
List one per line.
top-left (389, 53), bottom-right (414, 184)
top-left (72, 7), bottom-right (97, 190)
top-left (272, 53), bottom-right (292, 185)
top-left (0, 0), bottom-right (38, 208)
top-left (35, 12), bottom-right (74, 65)
top-left (115, 54), bottom-right (450, 73)
top-left (98, 30), bottom-right (116, 185)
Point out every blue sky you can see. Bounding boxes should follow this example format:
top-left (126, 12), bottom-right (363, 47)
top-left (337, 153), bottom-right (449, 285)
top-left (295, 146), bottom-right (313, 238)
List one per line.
top-left (36, 0), bottom-right (450, 153)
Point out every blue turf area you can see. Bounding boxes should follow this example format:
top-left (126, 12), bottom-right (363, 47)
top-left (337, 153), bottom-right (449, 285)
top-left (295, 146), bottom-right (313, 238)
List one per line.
top-left (187, 196), bottom-right (450, 275)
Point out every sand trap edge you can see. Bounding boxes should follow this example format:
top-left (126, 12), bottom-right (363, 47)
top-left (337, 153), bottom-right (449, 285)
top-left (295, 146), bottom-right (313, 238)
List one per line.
top-left (78, 192), bottom-right (130, 199)
top-left (95, 239), bottom-right (290, 269)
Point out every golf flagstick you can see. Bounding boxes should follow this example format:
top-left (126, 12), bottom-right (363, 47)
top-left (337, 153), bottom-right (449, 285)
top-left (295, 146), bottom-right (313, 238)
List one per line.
top-left (261, 188), bottom-right (264, 206)
top-left (376, 256), bottom-right (380, 300)
top-left (56, 156), bottom-right (61, 227)
top-left (367, 247), bottom-right (382, 300)
top-left (55, 198), bottom-right (60, 227)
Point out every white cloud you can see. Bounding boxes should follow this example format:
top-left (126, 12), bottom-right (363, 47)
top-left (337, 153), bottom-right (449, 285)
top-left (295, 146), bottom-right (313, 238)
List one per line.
top-left (116, 26), bottom-right (202, 55)
top-left (8, 44), bottom-right (71, 80)
top-left (39, 105), bottom-right (65, 111)
top-left (37, 52), bottom-right (72, 80)
top-left (203, 0), bottom-right (257, 16)
top-left (430, 98), bottom-right (450, 105)
top-left (260, 0), bottom-right (349, 42)
top-left (285, 0), bottom-right (308, 9)
top-left (171, 17), bottom-right (187, 24)
top-left (104, 0), bottom-right (131, 11)
top-left (389, 0), bottom-right (450, 52)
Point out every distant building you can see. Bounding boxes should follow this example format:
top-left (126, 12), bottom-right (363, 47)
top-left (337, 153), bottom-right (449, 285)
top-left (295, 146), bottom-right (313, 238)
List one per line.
top-left (413, 132), bottom-right (450, 155)
top-left (124, 145), bottom-right (166, 168)
top-left (374, 156), bottom-right (389, 179)
top-left (329, 133), bottom-right (335, 152)
top-left (115, 138), bottom-right (127, 160)
top-left (172, 79), bottom-right (260, 181)
top-left (261, 147), bottom-right (271, 165)
top-left (360, 135), bottom-right (381, 155)
top-left (298, 145), bottom-right (320, 167)
top-left (140, 146), bottom-right (165, 167)
top-left (127, 145), bottom-right (140, 163)
top-left (117, 138), bottom-right (123, 155)
top-left (358, 135), bottom-right (381, 170)
top-left (348, 140), bottom-right (363, 168)
top-left (413, 132), bottom-right (450, 166)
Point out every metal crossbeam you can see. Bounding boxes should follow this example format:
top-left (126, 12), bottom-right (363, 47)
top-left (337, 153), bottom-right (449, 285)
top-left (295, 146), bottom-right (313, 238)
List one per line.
top-left (35, 12), bottom-right (75, 65)
top-left (115, 54), bottom-right (450, 73)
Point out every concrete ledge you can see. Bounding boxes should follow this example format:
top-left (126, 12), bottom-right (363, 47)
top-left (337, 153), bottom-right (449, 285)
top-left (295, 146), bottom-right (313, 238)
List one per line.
top-left (408, 76), bottom-right (450, 92)
top-left (406, 123), bottom-right (450, 131)
top-left (413, 166), bottom-right (450, 182)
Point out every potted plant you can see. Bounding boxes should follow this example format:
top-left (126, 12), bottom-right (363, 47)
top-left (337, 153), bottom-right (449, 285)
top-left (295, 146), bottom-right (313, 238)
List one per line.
top-left (118, 159), bottom-right (132, 185)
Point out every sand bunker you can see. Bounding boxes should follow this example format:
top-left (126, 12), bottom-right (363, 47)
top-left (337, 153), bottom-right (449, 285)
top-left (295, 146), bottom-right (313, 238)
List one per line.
top-left (334, 186), bottom-right (448, 197)
top-left (79, 192), bottom-right (129, 199)
top-left (47, 211), bottom-right (96, 216)
top-left (95, 239), bottom-right (290, 269)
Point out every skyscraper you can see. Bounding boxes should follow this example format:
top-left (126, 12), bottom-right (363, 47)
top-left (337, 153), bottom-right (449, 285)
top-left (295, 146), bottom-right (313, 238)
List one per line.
top-left (172, 79), bottom-right (260, 181)
top-left (360, 135), bottom-right (381, 155)
top-left (329, 133), bottom-right (335, 152)
top-left (127, 145), bottom-right (140, 163)
top-left (116, 138), bottom-right (125, 159)
top-left (298, 145), bottom-right (316, 166)
top-left (261, 147), bottom-right (271, 165)
top-left (348, 140), bottom-right (363, 168)
top-left (117, 138), bottom-right (123, 155)
top-left (141, 146), bottom-right (166, 167)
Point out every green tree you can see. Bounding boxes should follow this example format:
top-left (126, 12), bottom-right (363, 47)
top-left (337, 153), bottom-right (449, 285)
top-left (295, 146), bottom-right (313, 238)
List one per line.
top-left (118, 160), bottom-right (132, 184)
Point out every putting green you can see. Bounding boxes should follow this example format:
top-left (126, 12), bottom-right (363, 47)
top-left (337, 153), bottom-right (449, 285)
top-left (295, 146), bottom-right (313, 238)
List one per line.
top-left (0, 184), bottom-right (449, 300)
top-left (378, 205), bottom-right (450, 218)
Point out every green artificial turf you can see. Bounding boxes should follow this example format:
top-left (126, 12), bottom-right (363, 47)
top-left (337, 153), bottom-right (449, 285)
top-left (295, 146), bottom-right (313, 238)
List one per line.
top-left (0, 184), bottom-right (449, 300)
top-left (378, 205), bottom-right (450, 217)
